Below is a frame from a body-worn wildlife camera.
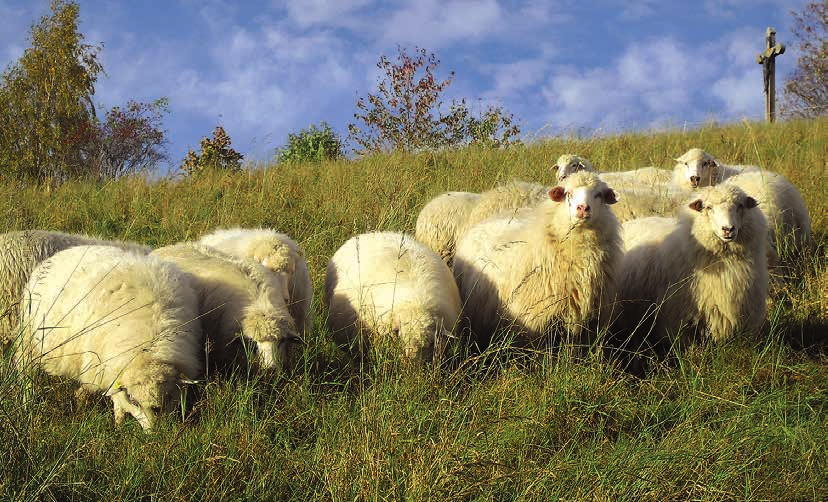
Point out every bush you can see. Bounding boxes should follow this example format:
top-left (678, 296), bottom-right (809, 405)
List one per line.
top-left (180, 126), bottom-right (244, 176)
top-left (276, 122), bottom-right (343, 163)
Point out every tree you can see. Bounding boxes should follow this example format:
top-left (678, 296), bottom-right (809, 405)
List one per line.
top-left (276, 122), bottom-right (343, 163)
top-left (0, 0), bottom-right (102, 184)
top-left (180, 126), bottom-right (244, 176)
top-left (348, 46), bottom-right (520, 155)
top-left (782, 1), bottom-right (828, 118)
top-left (83, 98), bottom-right (170, 179)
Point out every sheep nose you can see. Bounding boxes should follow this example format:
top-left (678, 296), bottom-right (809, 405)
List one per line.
top-left (576, 204), bottom-right (591, 218)
top-left (690, 176), bottom-right (700, 186)
top-left (721, 225), bottom-right (736, 239)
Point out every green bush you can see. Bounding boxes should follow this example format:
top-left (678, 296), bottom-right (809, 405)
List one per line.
top-left (276, 122), bottom-right (343, 163)
top-left (180, 126), bottom-right (244, 176)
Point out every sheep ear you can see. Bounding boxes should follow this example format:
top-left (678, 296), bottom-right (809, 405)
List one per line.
top-left (549, 186), bottom-right (565, 202)
top-left (745, 196), bottom-right (758, 209)
top-left (688, 199), bottom-right (704, 212)
top-left (603, 189), bottom-right (618, 205)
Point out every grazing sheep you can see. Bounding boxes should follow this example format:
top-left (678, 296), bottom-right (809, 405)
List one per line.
top-left (16, 245), bottom-right (203, 431)
top-left (414, 191), bottom-right (482, 266)
top-left (325, 232), bottom-right (462, 364)
top-left (616, 183), bottom-right (769, 350)
top-left (199, 227), bottom-right (314, 335)
top-left (0, 229), bottom-right (150, 345)
top-left (552, 154), bottom-right (594, 181)
top-left (453, 171), bottom-right (622, 351)
top-left (152, 243), bottom-right (300, 374)
top-left (724, 170), bottom-right (812, 255)
top-left (671, 148), bottom-right (757, 190)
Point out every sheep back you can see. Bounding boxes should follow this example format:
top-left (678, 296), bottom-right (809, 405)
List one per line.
top-left (0, 230), bottom-right (150, 345)
top-left (325, 232), bottom-right (462, 364)
top-left (414, 191), bottom-right (481, 267)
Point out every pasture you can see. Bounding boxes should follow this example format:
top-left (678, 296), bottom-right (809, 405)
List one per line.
top-left (0, 117), bottom-right (826, 500)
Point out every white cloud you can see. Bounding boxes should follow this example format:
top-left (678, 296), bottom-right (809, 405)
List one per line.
top-left (381, 0), bottom-right (502, 48)
top-left (283, 0), bottom-right (373, 28)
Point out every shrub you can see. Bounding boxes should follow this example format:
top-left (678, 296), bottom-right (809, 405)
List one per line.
top-left (276, 122), bottom-right (343, 163)
top-left (180, 126), bottom-right (244, 176)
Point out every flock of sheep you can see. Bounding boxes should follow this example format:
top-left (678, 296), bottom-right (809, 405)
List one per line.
top-left (0, 147), bottom-right (813, 431)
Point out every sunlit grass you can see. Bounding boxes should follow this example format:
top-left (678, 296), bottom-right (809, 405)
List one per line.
top-left (0, 117), bottom-right (825, 500)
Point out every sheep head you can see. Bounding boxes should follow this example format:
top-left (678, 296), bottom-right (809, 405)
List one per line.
top-left (549, 171), bottom-right (617, 224)
top-left (687, 184), bottom-right (760, 250)
top-left (552, 153), bottom-right (594, 181)
top-left (674, 148), bottom-right (719, 189)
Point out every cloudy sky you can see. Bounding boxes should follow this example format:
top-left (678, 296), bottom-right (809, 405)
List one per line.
top-left (0, 0), bottom-right (810, 172)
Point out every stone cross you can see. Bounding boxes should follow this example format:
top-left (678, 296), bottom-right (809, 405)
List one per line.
top-left (756, 27), bottom-right (785, 123)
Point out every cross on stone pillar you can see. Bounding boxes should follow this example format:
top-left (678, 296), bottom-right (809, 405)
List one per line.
top-left (756, 27), bottom-right (785, 123)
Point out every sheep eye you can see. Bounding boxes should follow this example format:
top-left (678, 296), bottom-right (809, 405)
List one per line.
top-left (595, 192), bottom-right (603, 199)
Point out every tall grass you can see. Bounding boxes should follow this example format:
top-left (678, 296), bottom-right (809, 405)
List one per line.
top-left (0, 117), bottom-right (826, 500)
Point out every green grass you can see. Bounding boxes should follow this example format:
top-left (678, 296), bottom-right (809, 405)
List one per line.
top-left (1, 117), bottom-right (826, 500)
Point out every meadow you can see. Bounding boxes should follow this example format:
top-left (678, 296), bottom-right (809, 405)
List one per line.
top-left (0, 117), bottom-right (826, 500)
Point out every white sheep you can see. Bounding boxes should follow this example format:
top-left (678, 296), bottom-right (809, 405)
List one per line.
top-left (724, 170), bottom-right (812, 255)
top-left (463, 180), bottom-right (552, 231)
top-left (671, 148), bottom-right (758, 190)
top-left (552, 154), bottom-right (594, 181)
top-left (453, 171), bottom-right (623, 351)
top-left (414, 191), bottom-right (481, 267)
top-left (16, 245), bottom-right (203, 431)
top-left (609, 184), bottom-right (688, 223)
top-left (0, 229), bottom-right (150, 345)
top-left (152, 243), bottom-right (300, 374)
top-left (616, 183), bottom-right (769, 350)
top-left (198, 227), bottom-right (314, 336)
top-left (599, 166), bottom-right (675, 190)
top-left (325, 231), bottom-right (462, 364)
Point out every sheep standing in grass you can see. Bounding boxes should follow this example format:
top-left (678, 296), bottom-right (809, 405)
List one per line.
top-left (325, 232), bottom-right (462, 364)
top-left (552, 154), bottom-right (594, 181)
top-left (153, 243), bottom-right (301, 374)
top-left (16, 245), bottom-right (203, 431)
top-left (724, 170), bottom-right (812, 255)
top-left (453, 171), bottom-right (622, 351)
top-left (671, 148), bottom-right (757, 190)
top-left (0, 230), bottom-right (150, 345)
top-left (616, 184), bottom-right (769, 350)
top-left (414, 191), bottom-right (481, 266)
top-left (199, 227), bottom-right (314, 335)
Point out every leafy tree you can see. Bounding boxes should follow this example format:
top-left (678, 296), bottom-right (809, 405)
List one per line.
top-left (84, 98), bottom-right (170, 179)
top-left (441, 99), bottom-right (521, 149)
top-left (0, 0), bottom-right (102, 184)
top-left (277, 122), bottom-right (343, 163)
top-left (180, 126), bottom-right (244, 176)
top-left (348, 45), bottom-right (520, 155)
top-left (349, 46), bottom-right (453, 154)
top-left (782, 1), bottom-right (828, 118)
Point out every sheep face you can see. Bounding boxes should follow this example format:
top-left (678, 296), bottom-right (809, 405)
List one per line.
top-left (675, 148), bottom-right (718, 189)
top-left (688, 186), bottom-right (758, 246)
top-left (240, 309), bottom-right (301, 372)
top-left (549, 177), bottom-right (617, 225)
top-left (111, 374), bottom-right (192, 431)
top-left (553, 154), bottom-right (593, 181)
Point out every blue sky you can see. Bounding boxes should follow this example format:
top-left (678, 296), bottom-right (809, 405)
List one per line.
top-left (0, 0), bottom-right (810, 173)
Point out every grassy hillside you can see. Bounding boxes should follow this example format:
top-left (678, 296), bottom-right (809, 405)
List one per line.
top-left (0, 117), bottom-right (826, 500)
